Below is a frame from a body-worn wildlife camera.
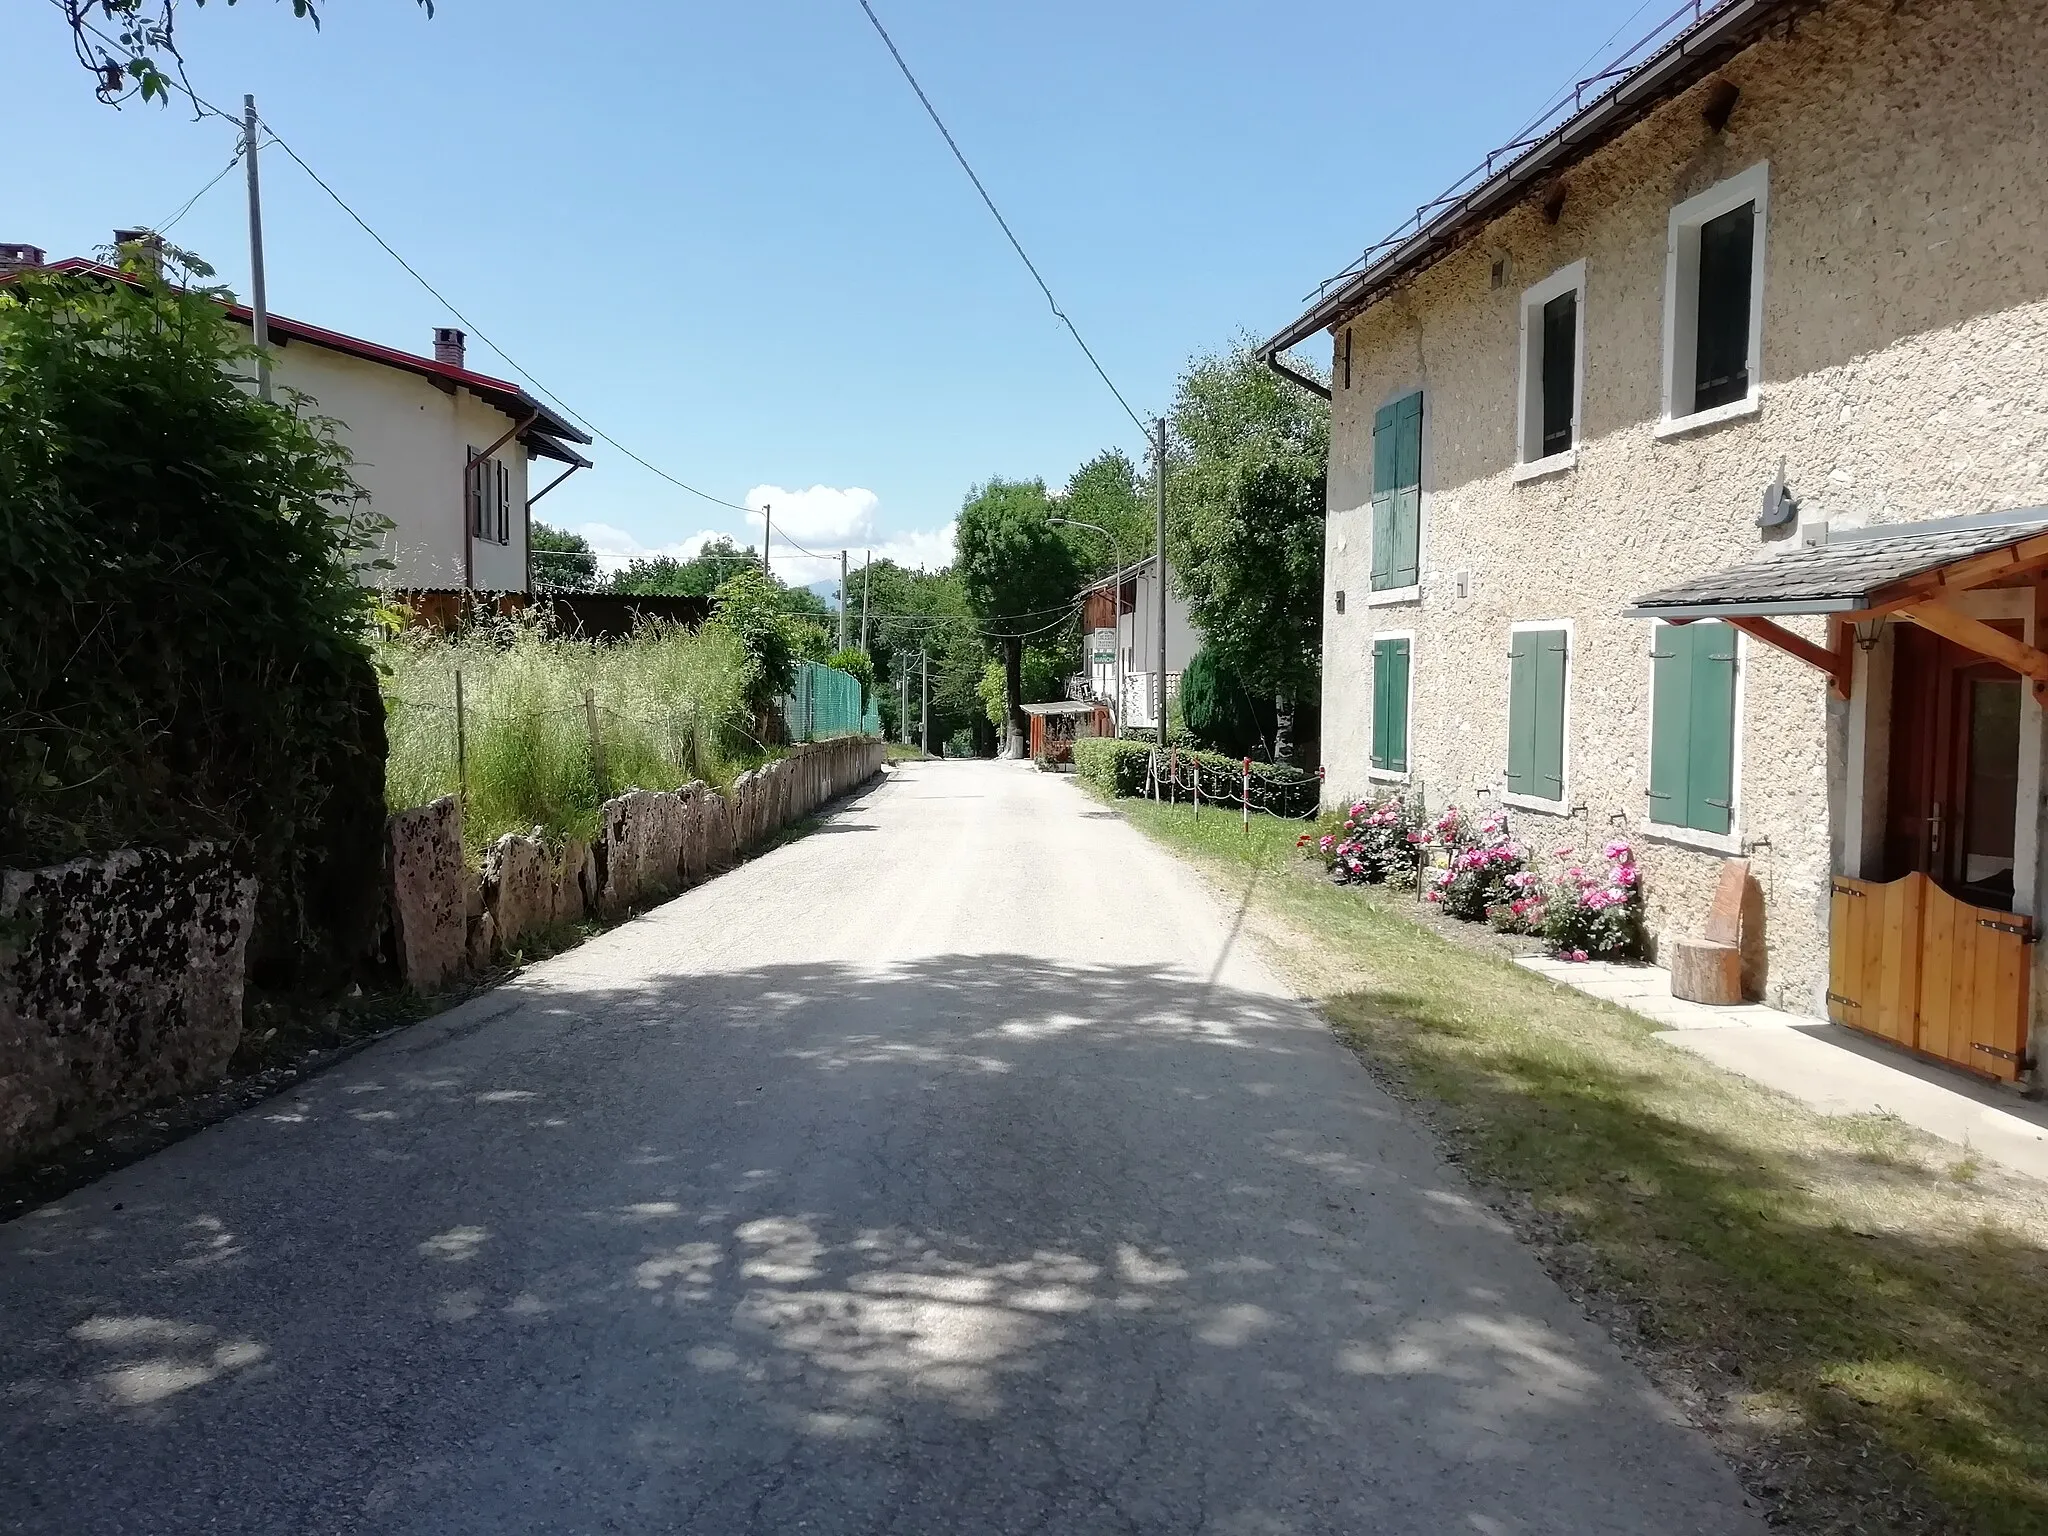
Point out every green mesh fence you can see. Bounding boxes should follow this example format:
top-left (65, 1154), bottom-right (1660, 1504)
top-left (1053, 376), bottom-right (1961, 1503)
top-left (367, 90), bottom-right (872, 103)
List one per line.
top-left (781, 659), bottom-right (877, 742)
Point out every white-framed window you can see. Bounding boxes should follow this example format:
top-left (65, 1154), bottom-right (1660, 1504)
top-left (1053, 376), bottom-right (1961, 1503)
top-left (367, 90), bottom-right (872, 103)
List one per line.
top-left (468, 448), bottom-right (512, 545)
top-left (1368, 391), bottom-right (1423, 602)
top-left (1368, 629), bottom-right (1414, 781)
top-left (1504, 620), bottom-right (1571, 813)
top-left (1659, 161), bottom-right (1767, 436)
top-left (1514, 262), bottom-right (1584, 478)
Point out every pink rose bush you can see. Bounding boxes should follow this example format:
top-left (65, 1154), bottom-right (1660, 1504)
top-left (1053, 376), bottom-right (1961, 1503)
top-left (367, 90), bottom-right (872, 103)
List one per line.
top-left (1527, 838), bottom-right (1647, 959)
top-left (1423, 809), bottom-right (1528, 921)
top-left (1302, 795), bottom-right (1424, 888)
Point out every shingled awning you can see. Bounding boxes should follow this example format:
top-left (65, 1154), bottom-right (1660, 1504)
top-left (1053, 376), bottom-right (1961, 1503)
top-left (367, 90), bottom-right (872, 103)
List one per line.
top-left (1626, 512), bottom-right (2048, 620)
top-left (1624, 509), bottom-right (2048, 702)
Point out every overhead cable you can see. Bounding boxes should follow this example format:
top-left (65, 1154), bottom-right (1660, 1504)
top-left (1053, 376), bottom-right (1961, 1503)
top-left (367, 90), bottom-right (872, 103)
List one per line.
top-left (853, 0), bottom-right (1150, 437)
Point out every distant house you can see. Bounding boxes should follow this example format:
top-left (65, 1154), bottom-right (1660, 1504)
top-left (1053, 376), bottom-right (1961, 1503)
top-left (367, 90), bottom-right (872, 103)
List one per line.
top-left (1078, 558), bottom-right (1201, 730)
top-left (1259, 0), bottom-right (2048, 1084)
top-left (0, 241), bottom-right (592, 596)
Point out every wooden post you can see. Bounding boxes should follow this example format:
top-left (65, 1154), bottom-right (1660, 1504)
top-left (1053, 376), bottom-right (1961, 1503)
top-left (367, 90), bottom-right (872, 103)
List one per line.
top-left (453, 669), bottom-right (468, 809)
top-left (584, 688), bottom-right (607, 792)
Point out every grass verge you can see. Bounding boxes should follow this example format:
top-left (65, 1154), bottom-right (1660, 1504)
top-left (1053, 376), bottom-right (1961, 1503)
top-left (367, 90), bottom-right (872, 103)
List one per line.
top-left (1114, 794), bottom-right (2048, 1535)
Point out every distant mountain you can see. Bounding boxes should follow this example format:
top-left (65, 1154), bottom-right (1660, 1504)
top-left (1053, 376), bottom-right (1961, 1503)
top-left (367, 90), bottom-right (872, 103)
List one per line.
top-left (806, 579), bottom-right (841, 611)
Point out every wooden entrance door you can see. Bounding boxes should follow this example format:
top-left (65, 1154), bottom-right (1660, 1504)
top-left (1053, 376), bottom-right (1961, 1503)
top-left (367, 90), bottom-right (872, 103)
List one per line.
top-left (1884, 624), bottom-right (2024, 910)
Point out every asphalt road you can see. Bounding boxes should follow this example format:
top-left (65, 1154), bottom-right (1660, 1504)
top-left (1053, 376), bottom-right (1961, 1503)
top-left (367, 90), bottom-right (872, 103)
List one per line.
top-left (2, 759), bottom-right (1764, 1535)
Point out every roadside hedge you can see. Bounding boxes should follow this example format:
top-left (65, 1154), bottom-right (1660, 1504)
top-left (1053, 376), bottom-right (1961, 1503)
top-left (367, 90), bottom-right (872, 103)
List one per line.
top-left (1072, 738), bottom-right (1320, 818)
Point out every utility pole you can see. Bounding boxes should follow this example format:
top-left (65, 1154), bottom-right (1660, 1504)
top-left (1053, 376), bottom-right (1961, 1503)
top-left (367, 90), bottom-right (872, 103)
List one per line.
top-left (860, 551), bottom-right (871, 651)
top-left (900, 670), bottom-right (908, 744)
top-left (920, 649), bottom-right (930, 756)
top-left (242, 95), bottom-right (272, 403)
top-left (760, 504), bottom-right (772, 578)
top-left (838, 549), bottom-right (849, 652)
top-left (1154, 416), bottom-right (1169, 748)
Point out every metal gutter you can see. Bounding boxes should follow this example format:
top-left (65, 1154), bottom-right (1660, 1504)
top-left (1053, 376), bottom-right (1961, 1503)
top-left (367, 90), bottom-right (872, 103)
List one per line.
top-left (1622, 596), bottom-right (1863, 620)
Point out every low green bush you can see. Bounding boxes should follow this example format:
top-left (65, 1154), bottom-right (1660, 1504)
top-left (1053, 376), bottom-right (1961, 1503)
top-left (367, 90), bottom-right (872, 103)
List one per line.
top-left (1074, 738), bottom-right (1151, 797)
top-left (1073, 737), bottom-right (1319, 816)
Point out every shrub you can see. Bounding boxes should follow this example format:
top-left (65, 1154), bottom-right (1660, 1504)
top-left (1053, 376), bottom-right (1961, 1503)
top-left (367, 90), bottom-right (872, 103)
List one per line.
top-left (1298, 794), bottom-right (1423, 886)
top-left (1179, 645), bottom-right (1268, 759)
top-left (0, 256), bottom-right (387, 987)
top-left (1074, 738), bottom-right (1152, 797)
top-left (1536, 839), bottom-right (1648, 960)
top-left (707, 567), bottom-right (796, 715)
top-left (1423, 807), bottom-right (1529, 922)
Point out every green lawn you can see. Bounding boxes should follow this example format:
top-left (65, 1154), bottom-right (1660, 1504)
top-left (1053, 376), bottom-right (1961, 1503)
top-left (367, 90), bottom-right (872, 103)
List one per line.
top-left (1115, 795), bottom-right (2048, 1535)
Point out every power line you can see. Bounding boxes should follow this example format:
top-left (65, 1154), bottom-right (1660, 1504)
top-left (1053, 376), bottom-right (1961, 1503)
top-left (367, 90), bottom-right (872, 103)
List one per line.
top-left (253, 122), bottom-right (755, 517)
top-left (854, 0), bottom-right (1149, 437)
top-left (149, 141), bottom-right (245, 237)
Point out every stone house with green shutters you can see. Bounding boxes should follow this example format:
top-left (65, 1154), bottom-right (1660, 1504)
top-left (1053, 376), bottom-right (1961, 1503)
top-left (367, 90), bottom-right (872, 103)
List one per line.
top-left (1258, 0), bottom-right (2048, 1086)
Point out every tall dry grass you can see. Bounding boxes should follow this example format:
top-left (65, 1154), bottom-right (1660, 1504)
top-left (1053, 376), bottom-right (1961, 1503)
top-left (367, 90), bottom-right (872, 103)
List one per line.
top-left (379, 614), bottom-right (757, 849)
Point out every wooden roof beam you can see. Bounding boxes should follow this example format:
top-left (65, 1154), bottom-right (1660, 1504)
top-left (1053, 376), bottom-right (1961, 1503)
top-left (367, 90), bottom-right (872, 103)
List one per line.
top-left (1898, 600), bottom-right (2048, 700)
top-left (1726, 615), bottom-right (1852, 700)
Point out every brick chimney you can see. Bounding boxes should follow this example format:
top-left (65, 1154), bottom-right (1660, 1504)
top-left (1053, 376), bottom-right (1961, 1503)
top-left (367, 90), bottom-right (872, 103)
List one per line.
top-left (111, 228), bottom-right (164, 275)
top-left (0, 243), bottom-right (45, 275)
top-left (433, 327), bottom-right (466, 368)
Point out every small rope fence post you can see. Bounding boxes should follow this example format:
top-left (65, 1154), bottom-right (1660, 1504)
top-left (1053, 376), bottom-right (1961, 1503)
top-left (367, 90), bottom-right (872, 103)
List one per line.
top-left (583, 687), bottom-right (607, 794)
top-left (1242, 757), bottom-right (1250, 835)
top-left (1192, 757), bottom-right (1200, 819)
top-left (453, 668), bottom-right (468, 812)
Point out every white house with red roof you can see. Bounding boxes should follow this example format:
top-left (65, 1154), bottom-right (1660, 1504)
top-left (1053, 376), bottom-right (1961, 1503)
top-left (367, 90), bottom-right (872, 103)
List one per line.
top-left (0, 239), bottom-right (592, 595)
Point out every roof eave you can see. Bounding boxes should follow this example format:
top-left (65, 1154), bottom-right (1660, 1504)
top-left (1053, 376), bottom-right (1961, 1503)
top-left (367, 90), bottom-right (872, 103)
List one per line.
top-left (1261, 0), bottom-right (1808, 359)
top-left (1623, 596), bottom-right (1866, 621)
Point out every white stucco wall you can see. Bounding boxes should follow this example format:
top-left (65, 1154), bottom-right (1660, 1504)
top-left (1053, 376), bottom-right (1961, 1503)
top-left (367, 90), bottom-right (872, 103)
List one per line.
top-left (1319, 0), bottom-right (2048, 1017)
top-left (263, 336), bottom-right (531, 592)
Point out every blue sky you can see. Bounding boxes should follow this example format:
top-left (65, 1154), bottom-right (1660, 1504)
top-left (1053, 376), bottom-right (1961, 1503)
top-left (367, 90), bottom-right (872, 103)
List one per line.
top-left (9, 0), bottom-right (1665, 584)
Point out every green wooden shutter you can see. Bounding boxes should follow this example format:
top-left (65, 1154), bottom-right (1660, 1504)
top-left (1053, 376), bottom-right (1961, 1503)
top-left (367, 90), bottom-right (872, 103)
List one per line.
top-left (1687, 622), bottom-right (1737, 833)
top-left (1370, 402), bottom-right (1398, 591)
top-left (1505, 632), bottom-right (1536, 794)
top-left (1390, 393), bottom-right (1422, 588)
top-left (1372, 638), bottom-right (1410, 773)
top-left (1534, 629), bottom-right (1568, 802)
top-left (1648, 624), bottom-right (1691, 826)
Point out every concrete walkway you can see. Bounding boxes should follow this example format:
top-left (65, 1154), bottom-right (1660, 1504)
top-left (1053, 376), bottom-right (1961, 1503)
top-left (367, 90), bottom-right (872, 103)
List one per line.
top-left (1516, 956), bottom-right (2048, 1181)
top-left (0, 760), bottom-right (1763, 1536)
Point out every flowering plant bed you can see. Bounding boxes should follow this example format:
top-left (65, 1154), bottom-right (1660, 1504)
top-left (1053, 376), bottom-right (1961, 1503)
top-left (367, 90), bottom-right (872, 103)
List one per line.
top-left (1424, 809), bottom-right (1528, 922)
top-left (1533, 839), bottom-right (1647, 960)
top-left (1300, 794), bottom-right (1424, 887)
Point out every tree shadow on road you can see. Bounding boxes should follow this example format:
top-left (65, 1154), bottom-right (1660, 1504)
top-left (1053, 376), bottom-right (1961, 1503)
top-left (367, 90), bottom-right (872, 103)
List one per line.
top-left (2, 952), bottom-right (1767, 1535)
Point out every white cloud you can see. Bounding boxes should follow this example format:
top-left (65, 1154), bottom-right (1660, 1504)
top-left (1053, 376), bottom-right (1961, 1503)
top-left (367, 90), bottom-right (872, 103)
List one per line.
top-left (744, 484), bottom-right (879, 545)
top-left (573, 522), bottom-right (727, 576)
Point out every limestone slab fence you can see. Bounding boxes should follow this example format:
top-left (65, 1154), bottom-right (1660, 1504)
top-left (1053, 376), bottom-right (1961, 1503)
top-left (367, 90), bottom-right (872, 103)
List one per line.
top-left (387, 736), bottom-right (886, 990)
top-left (0, 737), bottom-right (884, 1172)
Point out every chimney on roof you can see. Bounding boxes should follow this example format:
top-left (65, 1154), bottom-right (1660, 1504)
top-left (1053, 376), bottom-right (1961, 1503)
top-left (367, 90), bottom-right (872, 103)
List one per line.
top-left (111, 228), bottom-right (164, 276)
top-left (433, 327), bottom-right (466, 368)
top-left (0, 243), bottom-right (45, 275)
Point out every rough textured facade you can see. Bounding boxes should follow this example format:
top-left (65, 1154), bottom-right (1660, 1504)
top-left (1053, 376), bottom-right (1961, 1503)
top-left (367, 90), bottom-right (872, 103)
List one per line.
top-left (0, 845), bottom-right (256, 1168)
top-left (1320, 0), bottom-right (2048, 1019)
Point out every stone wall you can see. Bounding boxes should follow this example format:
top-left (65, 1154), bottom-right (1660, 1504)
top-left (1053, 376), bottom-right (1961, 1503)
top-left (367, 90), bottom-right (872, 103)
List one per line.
top-left (388, 737), bottom-right (887, 989)
top-left (0, 845), bottom-right (256, 1170)
top-left (1319, 0), bottom-right (2048, 1016)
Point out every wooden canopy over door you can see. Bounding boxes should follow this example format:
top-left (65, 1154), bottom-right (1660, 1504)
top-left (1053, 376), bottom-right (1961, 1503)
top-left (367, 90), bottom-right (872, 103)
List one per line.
top-left (1628, 517), bottom-right (2048, 1085)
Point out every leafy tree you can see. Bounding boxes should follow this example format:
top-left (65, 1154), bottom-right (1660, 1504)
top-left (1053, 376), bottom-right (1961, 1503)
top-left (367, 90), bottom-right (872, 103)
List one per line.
top-left (976, 649), bottom-right (1063, 732)
top-left (608, 535), bottom-right (757, 598)
top-left (0, 254), bottom-right (387, 985)
top-left (1166, 344), bottom-right (1328, 764)
top-left (63, 1), bottom-right (435, 104)
top-left (706, 566), bottom-right (796, 720)
top-left (529, 520), bottom-right (597, 591)
top-left (824, 647), bottom-right (875, 710)
top-left (955, 478), bottom-right (1079, 758)
top-left (787, 617), bottom-right (833, 664)
top-left (1054, 447), bottom-right (1150, 577)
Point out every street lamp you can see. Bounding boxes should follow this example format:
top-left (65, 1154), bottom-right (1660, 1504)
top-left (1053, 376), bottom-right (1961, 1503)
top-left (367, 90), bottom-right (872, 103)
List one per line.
top-left (1048, 517), bottom-right (1124, 737)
